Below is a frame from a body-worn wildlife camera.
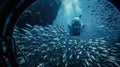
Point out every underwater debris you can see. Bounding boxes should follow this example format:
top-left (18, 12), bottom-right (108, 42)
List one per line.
top-left (13, 24), bottom-right (120, 67)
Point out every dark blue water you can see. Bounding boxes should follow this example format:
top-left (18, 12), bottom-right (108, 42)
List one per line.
top-left (14, 0), bottom-right (120, 67)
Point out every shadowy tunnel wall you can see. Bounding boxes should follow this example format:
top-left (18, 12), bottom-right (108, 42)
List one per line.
top-left (16, 0), bottom-right (62, 28)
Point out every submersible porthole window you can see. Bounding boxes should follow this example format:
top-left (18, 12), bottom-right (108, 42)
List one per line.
top-left (13, 0), bottom-right (120, 67)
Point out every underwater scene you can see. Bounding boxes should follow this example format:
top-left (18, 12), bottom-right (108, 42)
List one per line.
top-left (13, 0), bottom-right (120, 67)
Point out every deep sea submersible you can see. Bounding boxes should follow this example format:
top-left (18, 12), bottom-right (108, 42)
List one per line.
top-left (1, 0), bottom-right (120, 67)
